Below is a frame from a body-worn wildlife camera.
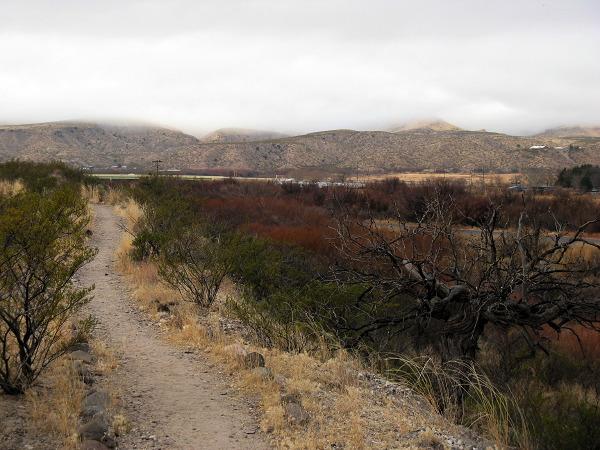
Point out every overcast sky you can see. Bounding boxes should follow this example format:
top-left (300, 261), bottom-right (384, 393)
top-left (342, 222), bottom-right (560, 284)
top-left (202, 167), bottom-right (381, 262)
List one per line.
top-left (1, 0), bottom-right (599, 136)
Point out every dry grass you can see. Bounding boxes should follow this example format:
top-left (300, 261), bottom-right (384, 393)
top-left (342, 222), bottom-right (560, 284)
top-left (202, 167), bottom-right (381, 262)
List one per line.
top-left (114, 197), bottom-right (143, 225)
top-left (90, 339), bottom-right (121, 374)
top-left (362, 172), bottom-right (518, 185)
top-left (25, 358), bottom-right (84, 449)
top-left (386, 355), bottom-right (529, 448)
top-left (10, 326), bottom-right (123, 449)
top-left (0, 179), bottom-right (25, 195)
top-left (82, 183), bottom-right (126, 205)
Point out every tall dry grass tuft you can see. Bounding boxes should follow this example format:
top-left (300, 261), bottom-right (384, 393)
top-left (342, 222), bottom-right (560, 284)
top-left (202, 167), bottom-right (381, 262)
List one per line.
top-left (26, 358), bottom-right (84, 449)
top-left (0, 179), bottom-right (24, 195)
top-left (105, 186), bottom-right (126, 205)
top-left (387, 355), bottom-right (529, 448)
top-left (114, 198), bottom-right (143, 226)
top-left (82, 183), bottom-right (126, 205)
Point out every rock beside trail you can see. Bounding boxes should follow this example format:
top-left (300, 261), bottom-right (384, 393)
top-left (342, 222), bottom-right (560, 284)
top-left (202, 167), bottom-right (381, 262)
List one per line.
top-left (244, 352), bottom-right (265, 369)
top-left (75, 361), bottom-right (96, 385)
top-left (71, 341), bottom-right (118, 448)
top-left (80, 415), bottom-right (110, 441)
top-left (281, 393), bottom-right (310, 425)
top-left (72, 342), bottom-right (91, 353)
top-left (280, 393), bottom-right (301, 405)
top-left (284, 403), bottom-right (310, 425)
top-left (70, 350), bottom-right (93, 364)
top-left (81, 439), bottom-right (110, 450)
top-left (82, 390), bottom-right (111, 418)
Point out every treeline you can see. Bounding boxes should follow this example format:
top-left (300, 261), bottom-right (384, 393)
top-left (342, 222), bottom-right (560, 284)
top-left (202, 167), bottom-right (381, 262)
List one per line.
top-left (126, 176), bottom-right (600, 243)
top-left (557, 164), bottom-right (600, 191)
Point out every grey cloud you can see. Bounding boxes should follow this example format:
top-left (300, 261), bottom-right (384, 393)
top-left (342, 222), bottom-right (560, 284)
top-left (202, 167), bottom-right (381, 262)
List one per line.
top-left (0, 0), bottom-right (599, 136)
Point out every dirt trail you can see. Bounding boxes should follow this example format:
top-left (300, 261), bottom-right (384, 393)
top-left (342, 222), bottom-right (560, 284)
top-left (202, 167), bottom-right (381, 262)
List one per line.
top-left (79, 204), bottom-right (269, 449)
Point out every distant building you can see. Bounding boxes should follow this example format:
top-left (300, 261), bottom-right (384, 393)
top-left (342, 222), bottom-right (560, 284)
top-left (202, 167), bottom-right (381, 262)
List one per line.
top-left (530, 145), bottom-right (548, 150)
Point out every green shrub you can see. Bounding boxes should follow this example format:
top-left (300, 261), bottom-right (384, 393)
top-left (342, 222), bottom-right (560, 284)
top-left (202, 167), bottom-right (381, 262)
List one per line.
top-left (0, 187), bottom-right (96, 394)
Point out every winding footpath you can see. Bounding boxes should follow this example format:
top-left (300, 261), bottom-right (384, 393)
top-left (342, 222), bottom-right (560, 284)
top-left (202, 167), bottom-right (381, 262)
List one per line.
top-left (78, 205), bottom-right (268, 449)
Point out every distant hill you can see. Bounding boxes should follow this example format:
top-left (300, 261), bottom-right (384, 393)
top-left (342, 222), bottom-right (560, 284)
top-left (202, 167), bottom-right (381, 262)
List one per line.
top-left (389, 119), bottom-right (466, 133)
top-left (200, 128), bottom-right (289, 143)
top-left (0, 122), bottom-right (199, 169)
top-left (536, 125), bottom-right (600, 138)
top-left (169, 128), bottom-right (600, 173)
top-left (1, 121), bottom-right (600, 173)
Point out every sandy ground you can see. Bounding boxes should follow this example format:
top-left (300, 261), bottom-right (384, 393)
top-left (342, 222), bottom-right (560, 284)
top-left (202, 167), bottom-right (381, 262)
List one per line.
top-left (79, 204), bottom-right (269, 449)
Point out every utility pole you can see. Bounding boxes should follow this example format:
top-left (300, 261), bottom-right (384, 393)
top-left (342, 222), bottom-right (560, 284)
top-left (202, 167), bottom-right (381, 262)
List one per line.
top-left (152, 159), bottom-right (163, 177)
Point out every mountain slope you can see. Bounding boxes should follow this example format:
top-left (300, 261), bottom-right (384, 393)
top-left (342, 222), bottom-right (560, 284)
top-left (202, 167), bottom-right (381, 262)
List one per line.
top-left (0, 122), bottom-right (199, 168)
top-left (1, 121), bottom-right (599, 173)
top-left (389, 119), bottom-right (465, 133)
top-left (536, 125), bottom-right (600, 138)
top-left (170, 129), bottom-right (600, 173)
top-left (200, 128), bottom-right (289, 143)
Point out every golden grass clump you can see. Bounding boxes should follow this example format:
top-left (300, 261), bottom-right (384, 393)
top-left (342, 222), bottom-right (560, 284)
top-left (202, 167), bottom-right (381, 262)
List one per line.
top-left (0, 179), bottom-right (24, 195)
top-left (82, 183), bottom-right (126, 205)
top-left (114, 197), bottom-right (143, 225)
top-left (90, 340), bottom-right (121, 374)
top-left (25, 358), bottom-right (84, 449)
top-left (386, 355), bottom-right (527, 447)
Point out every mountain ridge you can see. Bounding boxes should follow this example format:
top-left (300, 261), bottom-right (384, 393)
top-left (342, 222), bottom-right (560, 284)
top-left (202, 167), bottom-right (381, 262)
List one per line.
top-left (535, 125), bottom-right (600, 138)
top-left (1, 120), bottom-right (599, 173)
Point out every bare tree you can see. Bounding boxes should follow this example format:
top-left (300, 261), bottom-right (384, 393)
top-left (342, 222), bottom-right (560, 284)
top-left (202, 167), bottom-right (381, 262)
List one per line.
top-left (331, 188), bottom-right (600, 369)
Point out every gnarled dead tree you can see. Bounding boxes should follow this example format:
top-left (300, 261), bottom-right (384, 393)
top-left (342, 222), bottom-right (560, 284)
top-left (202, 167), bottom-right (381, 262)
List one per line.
top-left (331, 189), bottom-right (600, 365)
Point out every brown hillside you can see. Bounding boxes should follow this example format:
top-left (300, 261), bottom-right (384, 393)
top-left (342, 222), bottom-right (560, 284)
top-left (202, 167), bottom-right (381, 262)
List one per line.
top-left (1, 121), bottom-right (599, 173)
top-left (170, 129), bottom-right (600, 173)
top-left (0, 121), bottom-right (199, 169)
top-left (200, 128), bottom-right (289, 143)
top-left (389, 119), bottom-right (466, 133)
top-left (536, 125), bottom-right (600, 138)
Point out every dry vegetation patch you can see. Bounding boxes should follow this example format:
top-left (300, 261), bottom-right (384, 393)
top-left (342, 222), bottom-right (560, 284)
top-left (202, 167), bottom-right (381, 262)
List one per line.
top-left (0, 335), bottom-right (124, 450)
top-left (113, 205), bottom-right (495, 449)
